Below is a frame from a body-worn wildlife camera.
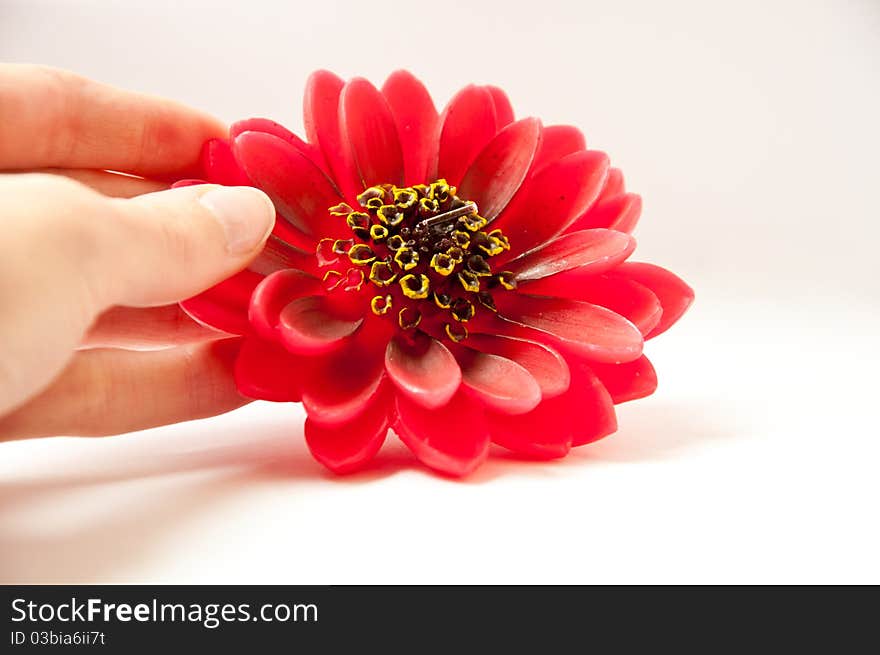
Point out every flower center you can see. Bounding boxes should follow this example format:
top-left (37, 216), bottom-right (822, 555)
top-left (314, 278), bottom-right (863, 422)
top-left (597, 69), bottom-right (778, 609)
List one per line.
top-left (316, 179), bottom-right (516, 343)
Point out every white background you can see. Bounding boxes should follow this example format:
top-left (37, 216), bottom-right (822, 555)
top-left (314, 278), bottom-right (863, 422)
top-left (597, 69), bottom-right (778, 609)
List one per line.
top-left (1, 0), bottom-right (878, 583)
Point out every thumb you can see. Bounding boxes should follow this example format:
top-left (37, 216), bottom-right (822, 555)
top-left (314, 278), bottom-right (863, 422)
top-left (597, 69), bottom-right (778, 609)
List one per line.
top-left (0, 173), bottom-right (274, 415)
top-left (98, 182), bottom-right (276, 307)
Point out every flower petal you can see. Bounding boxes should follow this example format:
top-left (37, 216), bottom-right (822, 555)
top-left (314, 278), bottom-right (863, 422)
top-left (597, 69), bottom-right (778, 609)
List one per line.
top-left (230, 117), bottom-right (326, 172)
top-left (432, 85), bottom-right (498, 185)
top-left (171, 179), bottom-right (205, 189)
top-left (385, 335), bottom-right (461, 409)
top-left (489, 352), bottom-right (617, 456)
top-left (305, 390), bottom-right (390, 474)
top-left (199, 138), bottom-right (250, 185)
top-left (571, 193), bottom-right (642, 233)
top-left (492, 150), bottom-right (610, 260)
top-left (301, 354), bottom-right (386, 426)
top-left (486, 85), bottom-right (514, 128)
top-left (248, 268), bottom-right (322, 340)
top-left (458, 349), bottom-right (542, 415)
top-left (303, 70), bottom-right (359, 199)
top-left (521, 273), bottom-right (662, 336)
top-left (566, 357), bottom-right (617, 446)
top-left (589, 355), bottom-right (658, 404)
top-left (457, 117), bottom-right (542, 221)
top-left (246, 235), bottom-right (317, 277)
top-left (489, 400), bottom-right (573, 458)
top-left (530, 124), bottom-right (586, 174)
top-left (394, 390), bottom-right (489, 476)
top-left (608, 263), bottom-right (694, 338)
top-left (508, 229), bottom-right (635, 282)
top-left (463, 333), bottom-right (570, 399)
top-left (597, 167), bottom-right (625, 202)
top-left (607, 196), bottom-right (642, 234)
top-left (492, 294), bottom-right (644, 364)
top-left (278, 296), bottom-right (363, 355)
top-left (577, 277), bottom-right (661, 335)
top-left (340, 77), bottom-right (405, 189)
top-left (234, 337), bottom-right (302, 401)
top-left (382, 70), bottom-right (439, 186)
top-left (180, 270), bottom-right (261, 335)
top-left (234, 131), bottom-right (345, 242)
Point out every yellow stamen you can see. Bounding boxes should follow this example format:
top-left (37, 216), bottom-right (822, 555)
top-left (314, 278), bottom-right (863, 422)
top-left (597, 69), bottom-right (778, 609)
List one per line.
top-left (329, 202), bottom-right (354, 216)
top-left (371, 294), bottom-right (392, 315)
top-left (398, 307), bottom-right (422, 330)
top-left (377, 204), bottom-right (404, 226)
top-left (458, 270), bottom-right (480, 293)
top-left (400, 273), bottom-right (430, 299)
top-left (430, 252), bottom-right (456, 276)
top-left (348, 243), bottom-right (376, 265)
top-left (445, 322), bottom-right (468, 343)
top-left (394, 247), bottom-right (419, 271)
top-left (368, 261), bottom-right (397, 287)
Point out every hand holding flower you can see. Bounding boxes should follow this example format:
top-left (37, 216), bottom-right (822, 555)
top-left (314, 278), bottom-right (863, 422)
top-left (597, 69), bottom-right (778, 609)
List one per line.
top-left (0, 65), bottom-right (275, 440)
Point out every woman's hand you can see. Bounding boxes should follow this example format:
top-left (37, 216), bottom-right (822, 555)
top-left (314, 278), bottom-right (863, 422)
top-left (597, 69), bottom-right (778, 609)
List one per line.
top-left (0, 64), bottom-right (275, 440)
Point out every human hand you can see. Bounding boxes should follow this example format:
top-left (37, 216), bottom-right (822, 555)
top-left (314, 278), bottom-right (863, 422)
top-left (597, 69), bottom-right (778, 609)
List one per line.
top-left (0, 65), bottom-right (276, 441)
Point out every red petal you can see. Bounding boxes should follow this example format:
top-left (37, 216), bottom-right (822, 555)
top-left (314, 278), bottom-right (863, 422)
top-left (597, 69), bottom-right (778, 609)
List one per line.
top-left (457, 117), bottom-right (541, 221)
top-left (492, 295), bottom-right (643, 364)
top-left (171, 179), bottom-right (205, 189)
top-left (382, 70), bottom-right (439, 186)
top-left (571, 193), bottom-right (642, 234)
top-left (577, 277), bottom-right (661, 335)
top-left (597, 167), bottom-right (625, 202)
top-left (199, 138), bottom-right (250, 186)
top-left (394, 391), bottom-right (489, 476)
top-left (492, 150), bottom-right (610, 261)
top-left (531, 125), bottom-right (586, 174)
top-left (608, 263), bottom-right (694, 338)
top-left (522, 273), bottom-right (662, 336)
top-left (458, 349), bottom-right (542, 414)
top-left (180, 270), bottom-right (261, 335)
top-left (234, 131), bottom-right (345, 242)
top-left (234, 337), bottom-right (302, 402)
top-left (508, 229), bottom-right (635, 281)
top-left (566, 358), bottom-right (617, 446)
top-left (489, 400), bottom-right (573, 459)
top-left (301, 357), bottom-right (386, 426)
top-left (385, 335), bottom-right (461, 409)
top-left (248, 269), bottom-right (322, 340)
top-left (432, 85), bottom-right (498, 185)
top-left (464, 333), bottom-right (570, 399)
top-left (230, 117), bottom-right (326, 173)
top-left (488, 352), bottom-right (617, 456)
top-left (278, 296), bottom-right (363, 355)
top-left (486, 85), bottom-right (514, 128)
top-left (305, 391), bottom-right (389, 474)
top-left (340, 77), bottom-right (405, 189)
top-left (589, 355), bottom-right (658, 404)
top-left (303, 70), bottom-right (359, 200)
top-left (247, 235), bottom-right (317, 277)
top-left (608, 197), bottom-right (642, 234)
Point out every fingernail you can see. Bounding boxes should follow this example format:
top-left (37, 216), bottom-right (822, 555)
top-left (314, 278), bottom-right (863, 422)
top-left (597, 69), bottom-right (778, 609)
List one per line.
top-left (200, 186), bottom-right (275, 254)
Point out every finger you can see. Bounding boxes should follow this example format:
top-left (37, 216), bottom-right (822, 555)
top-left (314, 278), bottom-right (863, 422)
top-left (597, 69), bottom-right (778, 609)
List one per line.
top-left (83, 305), bottom-right (226, 348)
top-left (0, 339), bottom-right (249, 441)
top-left (20, 168), bottom-right (168, 198)
top-left (0, 64), bottom-right (225, 176)
top-left (0, 174), bottom-right (274, 415)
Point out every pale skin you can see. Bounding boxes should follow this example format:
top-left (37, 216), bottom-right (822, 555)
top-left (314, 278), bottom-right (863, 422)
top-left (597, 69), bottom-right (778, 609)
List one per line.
top-left (0, 64), bottom-right (278, 441)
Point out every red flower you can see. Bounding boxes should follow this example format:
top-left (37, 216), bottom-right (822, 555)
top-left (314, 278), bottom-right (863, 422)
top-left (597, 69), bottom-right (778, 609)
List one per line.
top-left (177, 70), bottom-right (693, 476)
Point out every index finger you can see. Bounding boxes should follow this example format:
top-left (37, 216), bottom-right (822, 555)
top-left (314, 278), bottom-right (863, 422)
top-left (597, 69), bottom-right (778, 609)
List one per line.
top-left (0, 64), bottom-right (226, 177)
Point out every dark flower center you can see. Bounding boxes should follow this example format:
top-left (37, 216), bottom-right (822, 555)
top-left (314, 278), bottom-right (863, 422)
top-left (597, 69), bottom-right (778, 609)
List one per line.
top-left (316, 179), bottom-right (516, 342)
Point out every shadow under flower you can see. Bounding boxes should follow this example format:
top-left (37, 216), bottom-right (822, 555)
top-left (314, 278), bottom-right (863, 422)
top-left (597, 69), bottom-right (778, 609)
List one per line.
top-left (0, 397), bottom-right (736, 582)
